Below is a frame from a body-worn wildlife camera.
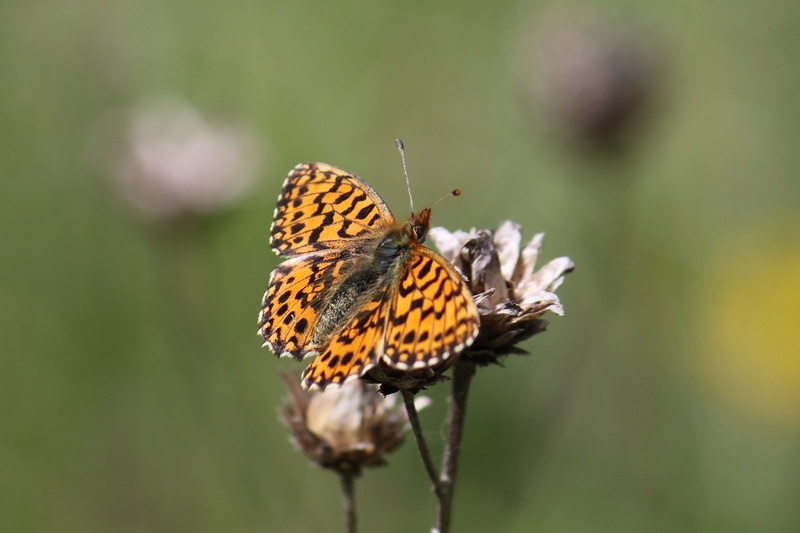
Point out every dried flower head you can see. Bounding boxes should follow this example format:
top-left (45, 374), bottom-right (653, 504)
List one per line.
top-left (96, 98), bottom-right (261, 221)
top-left (279, 371), bottom-right (430, 474)
top-left (429, 221), bottom-right (574, 363)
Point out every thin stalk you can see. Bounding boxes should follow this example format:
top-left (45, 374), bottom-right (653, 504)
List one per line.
top-left (401, 389), bottom-right (443, 497)
top-left (436, 359), bottom-right (476, 533)
top-left (339, 471), bottom-right (357, 533)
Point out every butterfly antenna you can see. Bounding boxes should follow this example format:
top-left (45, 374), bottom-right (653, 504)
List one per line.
top-left (396, 139), bottom-right (414, 212)
top-left (431, 188), bottom-right (462, 207)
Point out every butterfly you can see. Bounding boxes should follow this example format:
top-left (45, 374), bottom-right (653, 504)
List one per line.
top-left (258, 161), bottom-right (480, 390)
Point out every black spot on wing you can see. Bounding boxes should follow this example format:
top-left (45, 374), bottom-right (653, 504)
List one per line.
top-left (417, 257), bottom-right (433, 279)
top-left (340, 191), bottom-right (368, 217)
top-left (356, 203), bottom-right (375, 220)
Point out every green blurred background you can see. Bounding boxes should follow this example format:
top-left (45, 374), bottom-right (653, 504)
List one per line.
top-left (3, 0), bottom-right (800, 531)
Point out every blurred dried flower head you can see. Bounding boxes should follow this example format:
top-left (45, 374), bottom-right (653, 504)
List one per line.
top-left (429, 221), bottom-right (574, 363)
top-left (97, 99), bottom-right (260, 221)
top-left (279, 372), bottom-right (430, 474)
top-left (518, 7), bottom-right (660, 146)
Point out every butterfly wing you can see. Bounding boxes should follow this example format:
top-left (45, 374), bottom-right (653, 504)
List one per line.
top-left (262, 162), bottom-right (397, 358)
top-left (300, 246), bottom-right (480, 390)
top-left (301, 282), bottom-right (393, 389)
top-left (270, 163), bottom-right (396, 256)
top-left (259, 248), bottom-right (355, 358)
top-left (382, 246), bottom-right (480, 369)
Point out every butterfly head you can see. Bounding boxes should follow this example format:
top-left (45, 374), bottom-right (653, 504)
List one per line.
top-left (407, 188), bottom-right (460, 245)
top-left (409, 207), bottom-right (432, 244)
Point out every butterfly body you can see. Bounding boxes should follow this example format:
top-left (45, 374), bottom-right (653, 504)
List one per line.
top-left (260, 163), bottom-right (478, 390)
top-left (312, 208), bottom-right (431, 341)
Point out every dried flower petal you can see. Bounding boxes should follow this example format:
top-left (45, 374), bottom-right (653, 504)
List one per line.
top-left (494, 220), bottom-right (523, 281)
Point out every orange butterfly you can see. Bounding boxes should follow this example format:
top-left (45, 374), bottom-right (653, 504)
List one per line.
top-left (259, 162), bottom-right (479, 390)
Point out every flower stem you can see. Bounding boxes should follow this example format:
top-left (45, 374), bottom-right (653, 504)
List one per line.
top-left (401, 389), bottom-right (443, 497)
top-left (437, 359), bottom-right (476, 533)
top-left (339, 471), bottom-right (357, 533)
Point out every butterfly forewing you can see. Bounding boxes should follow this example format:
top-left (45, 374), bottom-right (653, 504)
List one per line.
top-left (270, 163), bottom-right (396, 256)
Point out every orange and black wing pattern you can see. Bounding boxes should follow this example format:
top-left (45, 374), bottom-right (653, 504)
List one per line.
top-left (300, 282), bottom-right (393, 389)
top-left (259, 248), bottom-right (353, 359)
top-left (299, 245), bottom-right (480, 390)
top-left (262, 161), bottom-right (479, 391)
top-left (381, 246), bottom-right (479, 370)
top-left (270, 163), bottom-right (395, 256)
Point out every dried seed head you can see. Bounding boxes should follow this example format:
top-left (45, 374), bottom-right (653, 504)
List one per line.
top-left (279, 371), bottom-right (430, 474)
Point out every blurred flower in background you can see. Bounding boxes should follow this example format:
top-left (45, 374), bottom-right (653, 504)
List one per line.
top-left (279, 372), bottom-right (431, 474)
top-left (429, 221), bottom-right (574, 362)
top-left (93, 98), bottom-right (262, 222)
top-left (518, 6), bottom-right (661, 147)
top-left (695, 230), bottom-right (800, 425)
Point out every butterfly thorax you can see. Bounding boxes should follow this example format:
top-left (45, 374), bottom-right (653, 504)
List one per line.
top-left (310, 208), bottom-right (432, 347)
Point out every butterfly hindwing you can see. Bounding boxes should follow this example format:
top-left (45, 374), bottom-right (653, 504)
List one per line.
top-left (301, 282), bottom-right (392, 389)
top-left (259, 248), bottom-right (355, 358)
top-left (300, 246), bottom-right (480, 389)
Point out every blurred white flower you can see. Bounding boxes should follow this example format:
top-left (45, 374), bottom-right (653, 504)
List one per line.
top-left (100, 99), bottom-right (261, 220)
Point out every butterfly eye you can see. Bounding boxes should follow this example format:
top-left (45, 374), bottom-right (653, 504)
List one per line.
top-left (413, 224), bottom-right (426, 242)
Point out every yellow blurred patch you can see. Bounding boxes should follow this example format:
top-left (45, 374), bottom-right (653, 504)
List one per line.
top-left (695, 232), bottom-right (800, 424)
